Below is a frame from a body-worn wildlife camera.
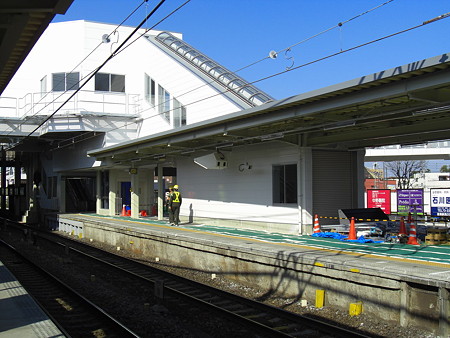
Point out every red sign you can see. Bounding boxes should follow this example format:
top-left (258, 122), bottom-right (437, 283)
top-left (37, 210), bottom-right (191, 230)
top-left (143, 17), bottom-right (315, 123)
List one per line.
top-left (367, 189), bottom-right (391, 214)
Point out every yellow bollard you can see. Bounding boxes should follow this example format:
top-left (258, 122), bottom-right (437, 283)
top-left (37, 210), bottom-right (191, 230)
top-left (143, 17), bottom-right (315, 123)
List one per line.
top-left (349, 301), bottom-right (363, 316)
top-left (315, 289), bottom-right (325, 308)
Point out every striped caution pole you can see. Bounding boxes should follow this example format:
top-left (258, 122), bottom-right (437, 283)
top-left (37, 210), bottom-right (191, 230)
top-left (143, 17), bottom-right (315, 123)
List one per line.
top-left (313, 214), bottom-right (321, 233)
top-left (407, 212), bottom-right (419, 245)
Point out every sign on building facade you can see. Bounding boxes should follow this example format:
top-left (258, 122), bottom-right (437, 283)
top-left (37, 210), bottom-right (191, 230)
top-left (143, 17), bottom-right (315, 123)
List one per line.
top-left (430, 188), bottom-right (450, 217)
top-left (397, 189), bottom-right (424, 214)
top-left (367, 189), bottom-right (391, 214)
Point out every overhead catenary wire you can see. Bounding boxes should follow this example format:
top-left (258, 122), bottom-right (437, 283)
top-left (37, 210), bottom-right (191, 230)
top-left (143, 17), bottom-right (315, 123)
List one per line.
top-left (6, 0), bottom-right (391, 141)
top-left (6, 0), bottom-right (168, 150)
top-left (5, 0), bottom-right (393, 148)
top-left (3, 0), bottom-right (149, 137)
top-left (51, 11), bottom-right (450, 152)
top-left (149, 0), bottom-right (397, 99)
top-left (47, 0), bottom-right (400, 150)
top-left (235, 0), bottom-right (396, 73)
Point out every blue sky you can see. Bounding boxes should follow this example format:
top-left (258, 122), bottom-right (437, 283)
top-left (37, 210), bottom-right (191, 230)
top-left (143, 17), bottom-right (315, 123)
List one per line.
top-left (53, 0), bottom-right (450, 99)
top-left (52, 0), bottom-right (450, 171)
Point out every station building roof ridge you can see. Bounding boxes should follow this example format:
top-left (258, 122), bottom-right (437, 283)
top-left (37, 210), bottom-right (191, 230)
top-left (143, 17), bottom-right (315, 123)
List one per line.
top-left (88, 51), bottom-right (450, 161)
top-left (50, 19), bottom-right (182, 38)
top-left (146, 31), bottom-right (274, 108)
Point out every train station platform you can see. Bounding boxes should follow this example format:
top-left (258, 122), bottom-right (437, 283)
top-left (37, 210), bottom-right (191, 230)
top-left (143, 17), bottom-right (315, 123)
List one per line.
top-left (0, 261), bottom-right (65, 337)
top-left (55, 213), bottom-right (450, 335)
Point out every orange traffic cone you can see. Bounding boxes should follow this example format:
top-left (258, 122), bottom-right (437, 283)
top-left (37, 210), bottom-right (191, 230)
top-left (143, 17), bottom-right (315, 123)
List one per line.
top-left (407, 213), bottom-right (419, 245)
top-left (399, 216), bottom-right (407, 235)
top-left (346, 217), bottom-right (357, 240)
top-left (313, 214), bottom-right (321, 233)
top-left (120, 205), bottom-right (127, 216)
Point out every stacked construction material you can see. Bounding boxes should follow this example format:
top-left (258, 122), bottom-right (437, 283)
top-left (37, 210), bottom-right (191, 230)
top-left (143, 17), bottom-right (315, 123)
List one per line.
top-left (425, 228), bottom-right (448, 245)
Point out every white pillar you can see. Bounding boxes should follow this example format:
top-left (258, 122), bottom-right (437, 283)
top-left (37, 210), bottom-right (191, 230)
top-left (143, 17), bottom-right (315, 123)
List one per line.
top-left (109, 170), bottom-right (117, 216)
top-left (157, 163), bottom-right (164, 220)
top-left (298, 146), bottom-right (313, 235)
top-left (130, 169), bottom-right (139, 218)
top-left (96, 170), bottom-right (101, 214)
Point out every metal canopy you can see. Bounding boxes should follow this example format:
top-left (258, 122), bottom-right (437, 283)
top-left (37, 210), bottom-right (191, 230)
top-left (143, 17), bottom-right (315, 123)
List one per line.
top-left (154, 31), bottom-right (274, 107)
top-left (88, 52), bottom-right (450, 168)
top-left (0, 0), bottom-right (74, 95)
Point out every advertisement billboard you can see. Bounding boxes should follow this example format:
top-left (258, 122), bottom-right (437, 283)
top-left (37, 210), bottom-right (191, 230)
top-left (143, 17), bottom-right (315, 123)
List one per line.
top-left (430, 188), bottom-right (450, 217)
top-left (397, 189), bottom-right (423, 214)
top-left (367, 189), bottom-right (391, 214)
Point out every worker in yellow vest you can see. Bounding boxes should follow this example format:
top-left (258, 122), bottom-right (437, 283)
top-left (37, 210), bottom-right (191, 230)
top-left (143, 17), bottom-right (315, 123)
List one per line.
top-left (169, 184), bottom-right (182, 226)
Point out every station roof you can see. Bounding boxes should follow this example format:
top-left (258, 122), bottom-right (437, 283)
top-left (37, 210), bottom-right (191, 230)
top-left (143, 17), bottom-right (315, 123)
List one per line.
top-left (89, 52), bottom-right (450, 168)
top-left (0, 0), bottom-right (74, 95)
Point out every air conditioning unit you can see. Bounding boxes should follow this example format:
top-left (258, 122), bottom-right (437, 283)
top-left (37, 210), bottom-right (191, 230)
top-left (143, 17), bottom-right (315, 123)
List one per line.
top-left (194, 152), bottom-right (227, 170)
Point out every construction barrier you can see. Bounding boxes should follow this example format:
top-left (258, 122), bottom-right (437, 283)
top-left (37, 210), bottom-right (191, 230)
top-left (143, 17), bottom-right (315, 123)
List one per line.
top-left (120, 205), bottom-right (127, 216)
top-left (407, 212), bottom-right (419, 245)
top-left (313, 214), bottom-right (321, 233)
top-left (346, 217), bottom-right (357, 240)
top-left (399, 216), bottom-right (407, 235)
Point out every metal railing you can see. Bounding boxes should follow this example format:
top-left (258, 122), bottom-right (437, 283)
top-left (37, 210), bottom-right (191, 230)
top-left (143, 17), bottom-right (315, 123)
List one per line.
top-left (0, 90), bottom-right (142, 119)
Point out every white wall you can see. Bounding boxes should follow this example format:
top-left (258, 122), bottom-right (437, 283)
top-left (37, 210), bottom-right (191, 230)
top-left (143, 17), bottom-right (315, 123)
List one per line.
top-left (1, 20), bottom-right (249, 146)
top-left (177, 141), bottom-right (300, 225)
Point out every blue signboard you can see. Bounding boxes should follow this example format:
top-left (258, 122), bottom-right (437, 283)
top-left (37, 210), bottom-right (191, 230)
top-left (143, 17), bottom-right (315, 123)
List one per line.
top-left (430, 188), bottom-right (450, 217)
top-left (397, 189), bottom-right (423, 214)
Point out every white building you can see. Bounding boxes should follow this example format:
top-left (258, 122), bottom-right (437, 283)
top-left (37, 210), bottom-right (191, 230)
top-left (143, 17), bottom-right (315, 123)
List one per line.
top-left (2, 19), bottom-right (450, 234)
top-left (0, 20), bottom-right (272, 222)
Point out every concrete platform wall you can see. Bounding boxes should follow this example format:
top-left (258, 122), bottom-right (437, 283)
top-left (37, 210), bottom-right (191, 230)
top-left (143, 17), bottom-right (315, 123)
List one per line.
top-left (73, 218), bottom-right (449, 335)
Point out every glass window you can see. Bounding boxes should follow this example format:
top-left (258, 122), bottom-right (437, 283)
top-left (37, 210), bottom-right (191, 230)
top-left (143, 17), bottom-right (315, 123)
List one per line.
top-left (95, 73), bottom-right (110, 91)
top-left (158, 85), bottom-right (170, 122)
top-left (273, 164), bottom-right (297, 204)
top-left (66, 72), bottom-right (80, 90)
top-left (144, 74), bottom-right (155, 106)
top-left (173, 98), bottom-right (186, 127)
top-left (95, 73), bottom-right (125, 92)
top-left (52, 73), bottom-right (65, 91)
top-left (40, 76), bottom-right (47, 97)
top-left (52, 72), bottom-right (79, 92)
top-left (111, 74), bottom-right (125, 92)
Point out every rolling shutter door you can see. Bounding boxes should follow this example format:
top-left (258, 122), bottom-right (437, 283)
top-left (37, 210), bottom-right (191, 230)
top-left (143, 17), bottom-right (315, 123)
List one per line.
top-left (312, 150), bottom-right (355, 225)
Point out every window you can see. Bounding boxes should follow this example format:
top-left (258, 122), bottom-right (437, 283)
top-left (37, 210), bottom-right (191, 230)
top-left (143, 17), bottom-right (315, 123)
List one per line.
top-left (40, 76), bottom-right (47, 97)
top-left (158, 85), bottom-right (170, 122)
top-left (52, 72), bottom-right (79, 91)
top-left (439, 176), bottom-right (450, 181)
top-left (273, 164), bottom-right (297, 204)
top-left (95, 73), bottom-right (125, 92)
top-left (144, 74), bottom-right (156, 106)
top-left (173, 98), bottom-right (186, 127)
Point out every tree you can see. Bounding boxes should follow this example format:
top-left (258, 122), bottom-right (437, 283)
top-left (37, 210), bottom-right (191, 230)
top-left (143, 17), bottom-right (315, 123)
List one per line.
top-left (441, 165), bottom-right (450, 173)
top-left (384, 160), bottom-right (427, 189)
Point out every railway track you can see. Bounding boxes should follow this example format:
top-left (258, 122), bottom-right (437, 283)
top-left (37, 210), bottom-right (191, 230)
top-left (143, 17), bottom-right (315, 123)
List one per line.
top-left (26, 226), bottom-right (371, 338)
top-left (0, 238), bottom-right (139, 338)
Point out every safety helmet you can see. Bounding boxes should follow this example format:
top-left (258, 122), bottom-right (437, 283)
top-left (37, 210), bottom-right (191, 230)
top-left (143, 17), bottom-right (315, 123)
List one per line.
top-left (173, 184), bottom-right (179, 189)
